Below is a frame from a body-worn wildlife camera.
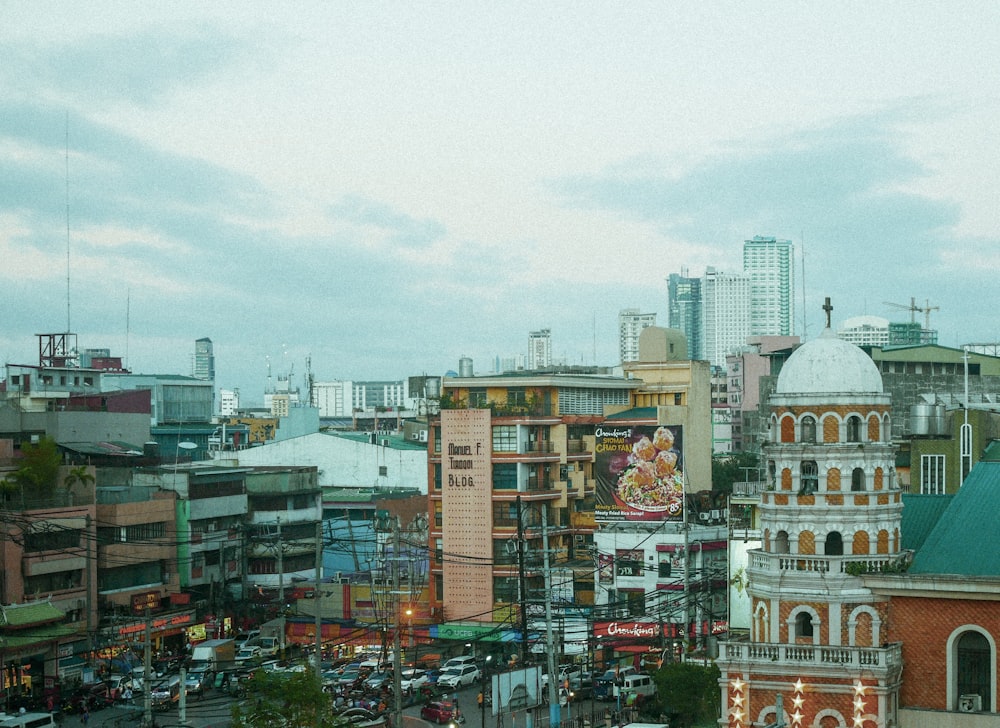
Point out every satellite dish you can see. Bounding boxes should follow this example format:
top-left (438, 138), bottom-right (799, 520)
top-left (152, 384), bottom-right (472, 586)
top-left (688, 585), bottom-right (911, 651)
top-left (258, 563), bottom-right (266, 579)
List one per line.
top-left (178, 442), bottom-right (197, 450)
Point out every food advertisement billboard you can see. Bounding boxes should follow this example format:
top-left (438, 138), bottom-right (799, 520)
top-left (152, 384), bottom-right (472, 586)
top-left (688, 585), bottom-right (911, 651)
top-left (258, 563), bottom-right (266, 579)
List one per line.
top-left (595, 424), bottom-right (684, 522)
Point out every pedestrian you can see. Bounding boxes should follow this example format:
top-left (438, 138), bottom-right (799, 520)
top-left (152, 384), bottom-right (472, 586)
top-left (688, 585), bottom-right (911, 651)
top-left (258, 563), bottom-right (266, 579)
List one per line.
top-left (123, 686), bottom-right (134, 705)
top-left (81, 705), bottom-right (90, 725)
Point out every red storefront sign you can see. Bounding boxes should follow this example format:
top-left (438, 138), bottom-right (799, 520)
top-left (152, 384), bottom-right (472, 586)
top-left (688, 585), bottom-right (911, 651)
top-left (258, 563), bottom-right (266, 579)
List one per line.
top-left (593, 620), bottom-right (662, 640)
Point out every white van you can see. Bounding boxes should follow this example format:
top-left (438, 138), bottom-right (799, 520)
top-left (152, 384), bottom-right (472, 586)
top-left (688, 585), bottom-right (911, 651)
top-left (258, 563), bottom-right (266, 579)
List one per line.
top-left (615, 673), bottom-right (656, 700)
top-left (0, 712), bottom-right (58, 728)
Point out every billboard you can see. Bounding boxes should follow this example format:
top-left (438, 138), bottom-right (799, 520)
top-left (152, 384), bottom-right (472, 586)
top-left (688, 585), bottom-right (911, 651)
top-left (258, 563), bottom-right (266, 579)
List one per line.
top-left (595, 424), bottom-right (684, 522)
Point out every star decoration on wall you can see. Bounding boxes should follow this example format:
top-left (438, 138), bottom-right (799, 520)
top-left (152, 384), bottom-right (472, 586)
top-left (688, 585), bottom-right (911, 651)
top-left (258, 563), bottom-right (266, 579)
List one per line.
top-left (792, 694), bottom-right (804, 710)
top-left (731, 676), bottom-right (745, 692)
top-left (793, 678), bottom-right (805, 694)
top-left (853, 681), bottom-right (866, 697)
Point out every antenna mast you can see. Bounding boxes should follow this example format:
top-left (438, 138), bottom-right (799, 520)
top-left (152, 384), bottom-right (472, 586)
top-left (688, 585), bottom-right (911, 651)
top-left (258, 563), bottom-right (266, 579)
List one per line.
top-left (65, 111), bottom-right (71, 333)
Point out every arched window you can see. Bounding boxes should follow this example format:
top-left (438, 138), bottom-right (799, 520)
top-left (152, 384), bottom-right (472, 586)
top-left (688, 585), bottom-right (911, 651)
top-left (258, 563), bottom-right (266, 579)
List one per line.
top-left (847, 415), bottom-right (863, 443)
top-left (800, 416), bottom-right (816, 444)
top-left (768, 461), bottom-right (776, 488)
top-left (957, 631), bottom-right (992, 710)
top-left (775, 531), bottom-right (790, 554)
top-left (800, 461), bottom-right (818, 495)
top-left (851, 468), bottom-right (865, 491)
top-left (825, 531), bottom-right (844, 556)
top-left (795, 612), bottom-right (814, 639)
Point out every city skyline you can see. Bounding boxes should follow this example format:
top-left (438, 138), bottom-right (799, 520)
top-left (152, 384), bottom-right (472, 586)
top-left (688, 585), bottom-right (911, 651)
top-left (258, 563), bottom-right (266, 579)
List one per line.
top-left (3, 5), bottom-right (998, 403)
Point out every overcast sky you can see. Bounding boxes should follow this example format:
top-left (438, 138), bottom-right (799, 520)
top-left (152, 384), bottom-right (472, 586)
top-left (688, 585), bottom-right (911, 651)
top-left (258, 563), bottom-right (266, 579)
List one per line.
top-left (3, 3), bottom-right (999, 405)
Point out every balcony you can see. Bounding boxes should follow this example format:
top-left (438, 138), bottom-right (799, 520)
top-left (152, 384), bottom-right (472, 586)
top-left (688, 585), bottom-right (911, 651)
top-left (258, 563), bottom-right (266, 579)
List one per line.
top-left (732, 481), bottom-right (768, 497)
top-left (749, 550), bottom-right (900, 576)
top-left (721, 638), bottom-right (902, 674)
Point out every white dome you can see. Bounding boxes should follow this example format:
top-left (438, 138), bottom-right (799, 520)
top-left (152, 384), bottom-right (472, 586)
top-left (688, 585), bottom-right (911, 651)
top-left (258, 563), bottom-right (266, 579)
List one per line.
top-left (776, 328), bottom-right (883, 395)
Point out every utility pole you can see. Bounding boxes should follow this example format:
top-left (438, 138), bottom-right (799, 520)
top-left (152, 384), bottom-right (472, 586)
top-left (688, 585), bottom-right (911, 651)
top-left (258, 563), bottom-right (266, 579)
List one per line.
top-left (314, 519), bottom-right (324, 728)
top-left (143, 608), bottom-right (152, 728)
top-left (391, 517), bottom-right (404, 728)
top-left (516, 496), bottom-right (529, 666)
top-left (541, 505), bottom-right (560, 727)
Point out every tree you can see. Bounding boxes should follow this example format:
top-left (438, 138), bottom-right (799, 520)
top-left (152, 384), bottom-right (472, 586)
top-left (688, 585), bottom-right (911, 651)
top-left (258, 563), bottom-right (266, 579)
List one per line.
top-left (650, 661), bottom-right (721, 728)
top-left (711, 450), bottom-right (760, 495)
top-left (64, 465), bottom-right (95, 491)
top-left (230, 667), bottom-right (341, 728)
top-left (12, 437), bottom-right (61, 498)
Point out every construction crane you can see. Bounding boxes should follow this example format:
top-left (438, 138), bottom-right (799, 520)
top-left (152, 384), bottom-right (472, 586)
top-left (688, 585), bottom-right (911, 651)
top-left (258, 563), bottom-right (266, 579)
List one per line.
top-left (883, 297), bottom-right (939, 330)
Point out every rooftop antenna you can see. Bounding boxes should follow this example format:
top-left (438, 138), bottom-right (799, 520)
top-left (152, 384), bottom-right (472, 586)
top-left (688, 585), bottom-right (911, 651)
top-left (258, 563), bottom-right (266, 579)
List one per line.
top-left (65, 111), bottom-right (71, 333)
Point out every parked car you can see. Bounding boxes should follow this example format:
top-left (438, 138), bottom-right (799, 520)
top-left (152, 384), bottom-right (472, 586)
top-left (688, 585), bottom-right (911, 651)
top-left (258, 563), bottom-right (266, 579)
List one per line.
top-left (437, 664), bottom-right (481, 689)
top-left (399, 668), bottom-right (429, 692)
top-left (441, 656), bottom-right (477, 671)
top-left (337, 707), bottom-right (388, 728)
top-left (338, 667), bottom-right (363, 688)
top-left (364, 670), bottom-right (392, 691)
top-left (420, 701), bottom-right (459, 724)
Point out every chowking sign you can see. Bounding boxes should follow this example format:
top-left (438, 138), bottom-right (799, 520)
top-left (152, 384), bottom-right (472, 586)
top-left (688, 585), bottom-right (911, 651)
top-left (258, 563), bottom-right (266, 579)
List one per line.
top-left (594, 424), bottom-right (685, 523)
top-left (594, 620), bottom-right (662, 640)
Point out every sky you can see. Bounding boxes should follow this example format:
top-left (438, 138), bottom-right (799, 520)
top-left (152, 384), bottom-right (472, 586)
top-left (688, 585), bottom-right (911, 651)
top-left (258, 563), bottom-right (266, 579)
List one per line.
top-left (3, 3), bottom-right (999, 405)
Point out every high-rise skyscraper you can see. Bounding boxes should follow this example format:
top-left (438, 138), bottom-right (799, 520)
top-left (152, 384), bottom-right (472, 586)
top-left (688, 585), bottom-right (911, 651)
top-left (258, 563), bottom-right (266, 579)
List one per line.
top-left (618, 309), bottom-right (656, 363)
top-left (702, 268), bottom-right (752, 368)
top-left (193, 337), bottom-right (215, 381)
top-left (667, 273), bottom-right (703, 360)
top-left (743, 236), bottom-right (795, 336)
top-left (528, 329), bottom-right (552, 369)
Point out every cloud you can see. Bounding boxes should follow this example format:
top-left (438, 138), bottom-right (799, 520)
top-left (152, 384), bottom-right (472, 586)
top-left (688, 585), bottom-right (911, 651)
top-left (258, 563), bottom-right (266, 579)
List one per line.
top-left (3, 26), bottom-right (246, 107)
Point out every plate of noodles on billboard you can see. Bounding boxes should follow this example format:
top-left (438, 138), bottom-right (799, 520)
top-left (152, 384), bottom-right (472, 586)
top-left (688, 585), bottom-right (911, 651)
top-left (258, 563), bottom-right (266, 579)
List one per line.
top-left (595, 425), bottom-right (684, 522)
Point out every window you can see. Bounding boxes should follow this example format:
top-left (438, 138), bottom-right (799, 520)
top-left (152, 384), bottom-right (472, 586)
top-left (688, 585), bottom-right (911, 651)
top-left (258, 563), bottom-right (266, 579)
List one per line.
top-left (921, 454), bottom-right (946, 494)
top-left (492, 463), bottom-right (517, 490)
top-left (800, 416), bottom-right (816, 444)
top-left (825, 531), bottom-right (843, 556)
top-left (493, 426), bottom-right (517, 453)
top-left (795, 612), bottom-right (814, 638)
top-left (957, 631), bottom-right (991, 710)
top-left (774, 531), bottom-right (790, 554)
top-left (847, 416), bottom-right (862, 443)
top-left (468, 388), bottom-right (488, 407)
top-left (800, 461), bottom-right (818, 495)
top-left (851, 468), bottom-right (865, 492)
top-left (658, 560), bottom-right (672, 579)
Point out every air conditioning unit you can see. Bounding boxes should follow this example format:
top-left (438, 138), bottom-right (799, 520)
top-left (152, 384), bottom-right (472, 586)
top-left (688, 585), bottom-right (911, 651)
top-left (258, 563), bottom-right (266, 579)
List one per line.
top-left (699, 512), bottom-right (710, 521)
top-left (381, 439), bottom-right (389, 447)
top-left (958, 694), bottom-right (982, 712)
top-left (410, 432), bottom-right (420, 441)
top-left (574, 535), bottom-right (585, 544)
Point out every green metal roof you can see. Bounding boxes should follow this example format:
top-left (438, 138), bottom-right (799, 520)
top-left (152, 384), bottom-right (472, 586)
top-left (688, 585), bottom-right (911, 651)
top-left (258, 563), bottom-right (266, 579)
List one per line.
top-left (605, 407), bottom-right (658, 420)
top-left (900, 494), bottom-right (953, 552)
top-left (327, 431), bottom-right (427, 450)
top-left (0, 624), bottom-right (78, 650)
top-left (982, 439), bottom-right (1000, 461)
top-left (0, 600), bottom-right (65, 628)
top-left (909, 460), bottom-right (1000, 576)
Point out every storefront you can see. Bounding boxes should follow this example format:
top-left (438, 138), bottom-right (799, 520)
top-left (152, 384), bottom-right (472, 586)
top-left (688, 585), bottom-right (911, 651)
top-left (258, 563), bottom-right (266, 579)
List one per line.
top-left (99, 609), bottom-right (196, 664)
top-left (0, 601), bottom-right (77, 707)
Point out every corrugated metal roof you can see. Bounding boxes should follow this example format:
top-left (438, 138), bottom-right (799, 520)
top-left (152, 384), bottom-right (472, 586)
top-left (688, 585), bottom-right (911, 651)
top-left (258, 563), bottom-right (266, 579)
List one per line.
top-left (909, 460), bottom-right (1000, 576)
top-left (900, 494), bottom-right (953, 552)
top-left (0, 600), bottom-right (65, 627)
